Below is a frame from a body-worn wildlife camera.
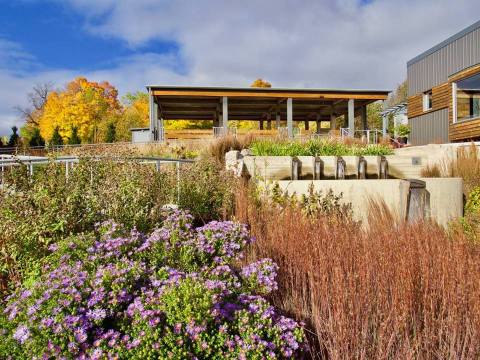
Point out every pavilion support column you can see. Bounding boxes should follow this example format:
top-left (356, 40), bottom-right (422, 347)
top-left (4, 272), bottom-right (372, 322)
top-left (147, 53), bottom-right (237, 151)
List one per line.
top-left (287, 98), bottom-right (293, 138)
top-left (316, 114), bottom-right (321, 134)
top-left (148, 90), bottom-right (157, 142)
top-left (213, 112), bottom-right (219, 128)
top-left (330, 106), bottom-right (336, 131)
top-left (267, 114), bottom-right (272, 130)
top-left (304, 120), bottom-right (309, 131)
top-left (382, 115), bottom-right (388, 137)
top-left (360, 105), bottom-right (368, 130)
top-left (222, 96), bottom-right (228, 131)
top-left (348, 99), bottom-right (355, 137)
top-left (259, 120), bottom-right (264, 130)
top-left (276, 111), bottom-right (280, 129)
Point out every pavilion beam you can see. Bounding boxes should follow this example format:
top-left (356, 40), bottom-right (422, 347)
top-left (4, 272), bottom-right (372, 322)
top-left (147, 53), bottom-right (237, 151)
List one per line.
top-left (287, 98), bottom-right (293, 138)
top-left (348, 99), bottom-right (355, 137)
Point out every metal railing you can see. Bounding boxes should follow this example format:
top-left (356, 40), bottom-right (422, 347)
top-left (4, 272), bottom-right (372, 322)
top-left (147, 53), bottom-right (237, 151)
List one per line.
top-left (213, 127), bottom-right (237, 138)
top-left (340, 128), bottom-right (383, 144)
top-left (0, 155), bottom-right (195, 202)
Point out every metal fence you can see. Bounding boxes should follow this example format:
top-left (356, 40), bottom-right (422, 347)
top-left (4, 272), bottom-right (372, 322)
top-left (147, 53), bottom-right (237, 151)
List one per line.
top-left (0, 155), bottom-right (195, 202)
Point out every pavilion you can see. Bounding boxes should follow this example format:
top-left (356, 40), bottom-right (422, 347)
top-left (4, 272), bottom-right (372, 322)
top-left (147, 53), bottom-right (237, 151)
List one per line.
top-left (144, 85), bottom-right (390, 141)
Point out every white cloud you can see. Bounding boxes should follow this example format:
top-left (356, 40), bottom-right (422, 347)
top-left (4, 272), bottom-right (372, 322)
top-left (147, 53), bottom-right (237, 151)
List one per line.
top-left (59, 0), bottom-right (480, 89)
top-left (1, 0), bottom-right (479, 135)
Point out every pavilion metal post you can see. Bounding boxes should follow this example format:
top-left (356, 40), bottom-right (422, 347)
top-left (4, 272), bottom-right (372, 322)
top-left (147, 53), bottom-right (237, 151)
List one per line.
top-left (330, 106), bottom-right (336, 130)
top-left (266, 114), bottom-right (272, 130)
top-left (222, 96), bottom-right (228, 132)
top-left (360, 105), bottom-right (368, 130)
top-left (148, 89), bottom-right (156, 142)
top-left (304, 120), bottom-right (309, 131)
top-left (276, 110), bottom-right (280, 129)
top-left (259, 120), bottom-right (264, 130)
top-left (316, 114), bottom-right (321, 134)
top-left (348, 99), bottom-right (355, 137)
top-left (287, 98), bottom-right (293, 138)
top-left (382, 101), bottom-right (388, 137)
top-left (382, 115), bottom-right (388, 137)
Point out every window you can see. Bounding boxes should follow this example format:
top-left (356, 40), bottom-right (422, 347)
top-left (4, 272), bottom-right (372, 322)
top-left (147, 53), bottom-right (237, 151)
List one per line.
top-left (423, 90), bottom-right (433, 111)
top-left (454, 72), bottom-right (480, 122)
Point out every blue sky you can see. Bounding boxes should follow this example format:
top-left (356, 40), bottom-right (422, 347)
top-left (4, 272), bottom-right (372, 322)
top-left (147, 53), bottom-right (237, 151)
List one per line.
top-left (0, 0), bottom-right (479, 135)
top-left (0, 1), bottom-right (180, 73)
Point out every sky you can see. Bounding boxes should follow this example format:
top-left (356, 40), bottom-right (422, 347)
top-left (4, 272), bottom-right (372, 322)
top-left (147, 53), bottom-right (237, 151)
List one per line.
top-left (0, 0), bottom-right (479, 135)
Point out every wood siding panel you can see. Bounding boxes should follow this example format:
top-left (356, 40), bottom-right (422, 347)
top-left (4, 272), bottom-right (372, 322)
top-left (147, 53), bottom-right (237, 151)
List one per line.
top-left (450, 119), bottom-right (480, 141)
top-left (408, 83), bottom-right (450, 118)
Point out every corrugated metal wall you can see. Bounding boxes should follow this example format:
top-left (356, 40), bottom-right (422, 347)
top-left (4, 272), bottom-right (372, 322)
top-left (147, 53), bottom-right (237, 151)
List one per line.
top-left (409, 109), bottom-right (449, 145)
top-left (408, 27), bottom-right (480, 96)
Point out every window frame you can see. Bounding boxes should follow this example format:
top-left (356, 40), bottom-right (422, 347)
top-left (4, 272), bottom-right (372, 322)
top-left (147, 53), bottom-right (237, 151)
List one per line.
top-left (423, 90), bottom-right (433, 112)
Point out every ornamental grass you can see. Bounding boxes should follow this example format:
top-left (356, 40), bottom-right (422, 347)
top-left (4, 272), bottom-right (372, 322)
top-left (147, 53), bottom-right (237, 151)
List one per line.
top-left (236, 185), bottom-right (480, 359)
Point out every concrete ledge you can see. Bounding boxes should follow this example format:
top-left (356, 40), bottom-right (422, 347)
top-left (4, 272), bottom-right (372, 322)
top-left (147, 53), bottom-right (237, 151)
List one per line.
top-left (243, 156), bottom-right (293, 180)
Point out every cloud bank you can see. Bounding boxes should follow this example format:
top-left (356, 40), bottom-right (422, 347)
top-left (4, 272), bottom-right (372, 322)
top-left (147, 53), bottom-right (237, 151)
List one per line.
top-left (1, 0), bottom-right (479, 135)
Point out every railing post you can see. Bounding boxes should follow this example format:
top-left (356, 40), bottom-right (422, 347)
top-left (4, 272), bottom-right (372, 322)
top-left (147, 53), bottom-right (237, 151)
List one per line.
top-left (176, 161), bottom-right (181, 204)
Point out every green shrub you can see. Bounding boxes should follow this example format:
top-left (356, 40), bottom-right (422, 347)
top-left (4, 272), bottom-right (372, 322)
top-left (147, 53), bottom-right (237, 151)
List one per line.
top-left (0, 157), bottom-right (234, 294)
top-left (250, 138), bottom-right (393, 157)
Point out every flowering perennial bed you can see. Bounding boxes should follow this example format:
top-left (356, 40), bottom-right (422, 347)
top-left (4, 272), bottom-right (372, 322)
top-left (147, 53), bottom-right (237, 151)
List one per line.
top-left (1, 211), bottom-right (305, 359)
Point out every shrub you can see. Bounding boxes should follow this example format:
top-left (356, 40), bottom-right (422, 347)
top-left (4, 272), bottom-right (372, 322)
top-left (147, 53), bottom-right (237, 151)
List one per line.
top-left (176, 158), bottom-right (236, 223)
top-left (0, 157), bottom-right (233, 294)
top-left (0, 211), bottom-right (305, 359)
top-left (249, 138), bottom-right (393, 157)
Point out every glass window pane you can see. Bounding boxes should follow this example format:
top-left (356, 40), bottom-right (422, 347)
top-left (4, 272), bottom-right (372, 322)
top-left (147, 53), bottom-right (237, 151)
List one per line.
top-left (456, 73), bottom-right (480, 121)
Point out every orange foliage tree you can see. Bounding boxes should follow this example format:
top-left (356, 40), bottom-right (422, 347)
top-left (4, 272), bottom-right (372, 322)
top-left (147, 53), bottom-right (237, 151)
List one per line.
top-left (38, 77), bottom-right (121, 143)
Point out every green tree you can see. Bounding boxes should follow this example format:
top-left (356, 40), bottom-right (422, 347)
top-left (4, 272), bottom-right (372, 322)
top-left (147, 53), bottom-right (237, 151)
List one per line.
top-left (29, 127), bottom-right (45, 147)
top-left (68, 126), bottom-right (81, 145)
top-left (7, 126), bottom-right (20, 147)
top-left (50, 126), bottom-right (64, 146)
top-left (105, 122), bottom-right (116, 143)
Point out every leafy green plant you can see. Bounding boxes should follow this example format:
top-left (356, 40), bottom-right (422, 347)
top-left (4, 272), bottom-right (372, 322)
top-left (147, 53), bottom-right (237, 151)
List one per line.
top-left (250, 138), bottom-right (393, 157)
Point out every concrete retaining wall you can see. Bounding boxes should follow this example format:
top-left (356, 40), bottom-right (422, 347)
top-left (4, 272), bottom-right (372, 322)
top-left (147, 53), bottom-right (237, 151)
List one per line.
top-left (276, 180), bottom-right (411, 223)
top-left (274, 178), bottom-right (463, 227)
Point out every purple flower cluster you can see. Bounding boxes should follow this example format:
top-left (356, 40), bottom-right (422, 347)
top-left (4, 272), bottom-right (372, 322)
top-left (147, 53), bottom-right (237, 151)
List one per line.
top-left (241, 258), bottom-right (279, 294)
top-left (1, 210), bottom-right (305, 359)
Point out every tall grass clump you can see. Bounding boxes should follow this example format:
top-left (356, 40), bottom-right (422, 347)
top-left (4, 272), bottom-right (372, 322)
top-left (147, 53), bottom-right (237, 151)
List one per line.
top-left (250, 138), bottom-right (393, 157)
top-left (235, 185), bottom-right (480, 359)
top-left (207, 134), bottom-right (255, 163)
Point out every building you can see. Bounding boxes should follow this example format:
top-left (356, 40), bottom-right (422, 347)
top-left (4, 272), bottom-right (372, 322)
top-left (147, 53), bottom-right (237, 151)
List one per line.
top-left (144, 86), bottom-right (389, 141)
top-left (408, 20), bottom-right (480, 145)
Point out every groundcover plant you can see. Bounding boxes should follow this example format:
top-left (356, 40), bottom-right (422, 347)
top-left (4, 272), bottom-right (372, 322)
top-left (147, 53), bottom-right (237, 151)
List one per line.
top-left (0, 210), bottom-right (305, 359)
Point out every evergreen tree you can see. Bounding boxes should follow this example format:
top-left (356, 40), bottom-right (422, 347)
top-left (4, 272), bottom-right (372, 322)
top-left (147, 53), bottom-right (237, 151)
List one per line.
top-left (50, 126), bottom-right (64, 146)
top-left (7, 126), bottom-right (20, 147)
top-left (68, 126), bottom-right (81, 145)
top-left (105, 122), bottom-right (116, 143)
top-left (29, 127), bottom-right (45, 147)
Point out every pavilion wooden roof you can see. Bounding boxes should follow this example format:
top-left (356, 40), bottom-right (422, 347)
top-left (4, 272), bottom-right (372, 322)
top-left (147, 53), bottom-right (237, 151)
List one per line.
top-left (147, 86), bottom-right (390, 122)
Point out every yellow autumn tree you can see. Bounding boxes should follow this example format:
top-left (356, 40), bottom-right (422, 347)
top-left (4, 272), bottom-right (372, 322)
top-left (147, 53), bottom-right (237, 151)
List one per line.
top-left (250, 78), bottom-right (272, 88)
top-left (116, 92), bottom-right (150, 141)
top-left (38, 77), bottom-right (121, 143)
